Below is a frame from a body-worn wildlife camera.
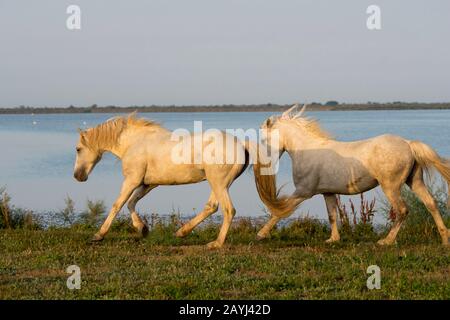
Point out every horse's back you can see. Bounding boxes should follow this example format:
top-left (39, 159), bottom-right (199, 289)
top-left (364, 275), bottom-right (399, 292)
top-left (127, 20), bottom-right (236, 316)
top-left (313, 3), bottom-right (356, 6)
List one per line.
top-left (357, 134), bottom-right (415, 184)
top-left (294, 134), bottom-right (415, 195)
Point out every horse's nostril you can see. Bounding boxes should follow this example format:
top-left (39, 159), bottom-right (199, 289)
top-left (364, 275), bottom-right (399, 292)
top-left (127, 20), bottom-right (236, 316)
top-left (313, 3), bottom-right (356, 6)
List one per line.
top-left (74, 171), bottom-right (86, 181)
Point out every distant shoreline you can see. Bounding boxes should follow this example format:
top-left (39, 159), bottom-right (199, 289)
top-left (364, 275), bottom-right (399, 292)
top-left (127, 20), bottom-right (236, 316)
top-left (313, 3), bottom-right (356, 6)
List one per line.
top-left (1, 103), bottom-right (450, 114)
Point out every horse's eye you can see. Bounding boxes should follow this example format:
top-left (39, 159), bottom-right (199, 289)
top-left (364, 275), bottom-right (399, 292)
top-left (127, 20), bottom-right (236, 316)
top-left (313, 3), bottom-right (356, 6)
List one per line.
top-left (76, 147), bottom-right (81, 153)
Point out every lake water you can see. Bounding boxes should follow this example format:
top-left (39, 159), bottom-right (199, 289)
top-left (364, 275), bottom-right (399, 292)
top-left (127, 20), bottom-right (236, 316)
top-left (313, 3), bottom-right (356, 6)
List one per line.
top-left (1, 110), bottom-right (450, 223)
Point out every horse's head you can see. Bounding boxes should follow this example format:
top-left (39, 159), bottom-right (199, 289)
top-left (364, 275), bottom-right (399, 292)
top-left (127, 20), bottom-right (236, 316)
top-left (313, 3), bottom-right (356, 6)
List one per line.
top-left (260, 104), bottom-right (307, 153)
top-left (260, 115), bottom-right (281, 151)
top-left (73, 129), bottom-right (102, 182)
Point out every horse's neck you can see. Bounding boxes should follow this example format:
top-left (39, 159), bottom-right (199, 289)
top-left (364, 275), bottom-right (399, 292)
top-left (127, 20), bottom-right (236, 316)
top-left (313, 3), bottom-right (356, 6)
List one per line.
top-left (100, 140), bottom-right (123, 158)
top-left (110, 126), bottom-right (168, 158)
top-left (283, 128), bottom-right (329, 152)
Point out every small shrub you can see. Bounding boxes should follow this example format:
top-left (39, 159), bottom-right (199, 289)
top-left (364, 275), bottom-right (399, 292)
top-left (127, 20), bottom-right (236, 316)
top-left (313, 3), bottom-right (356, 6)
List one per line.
top-left (0, 188), bottom-right (41, 229)
top-left (227, 218), bottom-right (260, 244)
top-left (168, 210), bottom-right (183, 230)
top-left (0, 188), bottom-right (12, 229)
top-left (110, 215), bottom-right (135, 233)
top-left (80, 199), bottom-right (106, 227)
top-left (274, 216), bottom-right (330, 244)
top-left (335, 194), bottom-right (378, 241)
top-left (61, 196), bottom-right (76, 226)
top-left (337, 193), bottom-right (376, 227)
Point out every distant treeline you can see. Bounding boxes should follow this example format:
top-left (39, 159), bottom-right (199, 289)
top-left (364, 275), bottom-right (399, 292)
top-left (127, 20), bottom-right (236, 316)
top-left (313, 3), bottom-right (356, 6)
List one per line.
top-left (1, 102), bottom-right (450, 114)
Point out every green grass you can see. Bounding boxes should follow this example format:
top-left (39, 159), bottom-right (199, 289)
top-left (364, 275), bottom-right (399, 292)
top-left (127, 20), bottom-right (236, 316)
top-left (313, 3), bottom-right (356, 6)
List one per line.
top-left (1, 185), bottom-right (449, 299)
top-left (0, 217), bottom-right (449, 300)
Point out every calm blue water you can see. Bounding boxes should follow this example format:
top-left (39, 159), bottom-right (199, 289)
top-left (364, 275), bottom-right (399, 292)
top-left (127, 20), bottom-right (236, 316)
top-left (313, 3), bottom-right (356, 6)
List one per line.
top-left (1, 110), bottom-right (449, 222)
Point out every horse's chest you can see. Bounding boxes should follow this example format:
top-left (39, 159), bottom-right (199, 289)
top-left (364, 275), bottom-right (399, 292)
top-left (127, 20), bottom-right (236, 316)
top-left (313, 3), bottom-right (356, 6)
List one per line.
top-left (292, 162), bottom-right (322, 195)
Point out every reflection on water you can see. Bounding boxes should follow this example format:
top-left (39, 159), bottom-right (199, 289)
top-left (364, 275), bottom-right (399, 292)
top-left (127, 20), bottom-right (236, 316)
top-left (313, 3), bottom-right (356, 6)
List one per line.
top-left (1, 110), bottom-right (449, 223)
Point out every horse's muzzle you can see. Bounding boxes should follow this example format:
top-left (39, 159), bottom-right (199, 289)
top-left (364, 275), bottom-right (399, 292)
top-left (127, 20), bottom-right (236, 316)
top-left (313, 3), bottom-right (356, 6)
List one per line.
top-left (74, 170), bottom-right (88, 182)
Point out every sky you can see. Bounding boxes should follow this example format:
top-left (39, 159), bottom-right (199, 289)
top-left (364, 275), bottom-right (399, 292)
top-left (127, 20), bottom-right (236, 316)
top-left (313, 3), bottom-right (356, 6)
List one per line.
top-left (0, 0), bottom-right (449, 107)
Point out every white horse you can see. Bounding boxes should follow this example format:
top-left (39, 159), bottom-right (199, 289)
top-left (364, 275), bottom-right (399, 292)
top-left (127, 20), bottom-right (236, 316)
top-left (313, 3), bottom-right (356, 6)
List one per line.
top-left (254, 104), bottom-right (450, 245)
top-left (73, 114), bottom-right (266, 248)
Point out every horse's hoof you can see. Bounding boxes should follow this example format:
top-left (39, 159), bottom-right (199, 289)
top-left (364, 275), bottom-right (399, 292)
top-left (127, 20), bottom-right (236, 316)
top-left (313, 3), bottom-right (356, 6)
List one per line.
top-left (139, 224), bottom-right (149, 238)
top-left (206, 241), bottom-right (222, 249)
top-left (325, 237), bottom-right (340, 243)
top-left (377, 239), bottom-right (393, 246)
top-left (175, 228), bottom-right (188, 238)
top-left (91, 234), bottom-right (104, 242)
top-left (256, 232), bottom-right (269, 241)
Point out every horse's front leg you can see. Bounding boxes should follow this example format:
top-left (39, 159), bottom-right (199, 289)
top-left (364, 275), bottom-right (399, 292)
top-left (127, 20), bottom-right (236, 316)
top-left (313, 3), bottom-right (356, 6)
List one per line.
top-left (256, 196), bottom-right (307, 240)
top-left (92, 178), bottom-right (141, 241)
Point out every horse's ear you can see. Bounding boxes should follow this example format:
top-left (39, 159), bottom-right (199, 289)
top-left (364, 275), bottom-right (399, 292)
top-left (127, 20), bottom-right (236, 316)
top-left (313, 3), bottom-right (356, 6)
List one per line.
top-left (78, 131), bottom-right (87, 145)
top-left (263, 117), bottom-right (273, 128)
top-left (77, 128), bottom-right (88, 139)
top-left (293, 104), bottom-right (308, 119)
top-left (77, 128), bottom-right (88, 142)
top-left (281, 103), bottom-right (299, 119)
top-left (129, 110), bottom-right (138, 119)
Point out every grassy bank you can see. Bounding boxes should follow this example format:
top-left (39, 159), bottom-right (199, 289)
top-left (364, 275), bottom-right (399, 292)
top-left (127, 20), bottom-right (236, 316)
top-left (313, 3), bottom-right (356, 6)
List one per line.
top-left (1, 186), bottom-right (449, 299)
top-left (0, 222), bottom-right (449, 300)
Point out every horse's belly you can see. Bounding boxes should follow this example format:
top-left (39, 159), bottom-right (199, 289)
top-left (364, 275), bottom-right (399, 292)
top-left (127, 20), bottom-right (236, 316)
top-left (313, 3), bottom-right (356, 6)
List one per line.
top-left (306, 161), bottom-right (378, 195)
top-left (144, 165), bottom-right (206, 185)
top-left (317, 174), bottom-right (378, 195)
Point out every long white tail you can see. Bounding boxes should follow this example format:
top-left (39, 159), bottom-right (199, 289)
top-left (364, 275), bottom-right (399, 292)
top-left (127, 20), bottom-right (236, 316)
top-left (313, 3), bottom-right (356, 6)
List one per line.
top-left (244, 141), bottom-right (301, 219)
top-left (408, 140), bottom-right (450, 210)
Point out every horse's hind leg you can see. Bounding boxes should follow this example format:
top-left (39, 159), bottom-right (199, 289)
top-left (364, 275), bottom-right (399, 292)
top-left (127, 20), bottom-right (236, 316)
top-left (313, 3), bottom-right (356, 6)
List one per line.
top-left (256, 216), bottom-right (281, 240)
top-left (377, 185), bottom-right (409, 245)
top-left (256, 196), bottom-right (307, 240)
top-left (324, 194), bottom-right (340, 243)
top-left (408, 167), bottom-right (449, 245)
top-left (175, 192), bottom-right (218, 238)
top-left (127, 184), bottom-right (156, 237)
top-left (206, 185), bottom-right (236, 249)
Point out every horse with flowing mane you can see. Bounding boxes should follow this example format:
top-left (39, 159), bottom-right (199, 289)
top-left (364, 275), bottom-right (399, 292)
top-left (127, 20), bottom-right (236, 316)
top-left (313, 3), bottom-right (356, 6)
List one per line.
top-left (73, 113), bottom-right (266, 248)
top-left (254, 104), bottom-right (450, 246)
